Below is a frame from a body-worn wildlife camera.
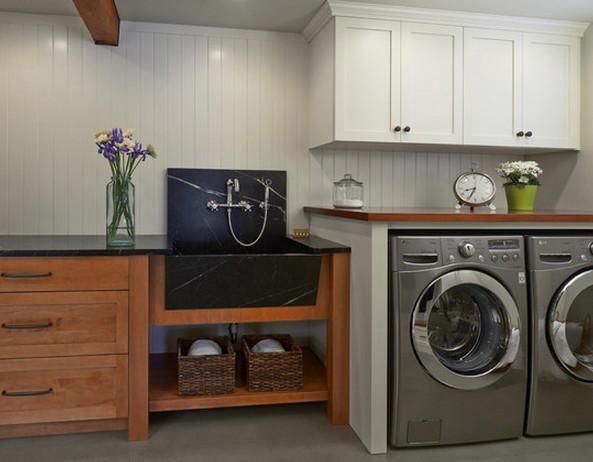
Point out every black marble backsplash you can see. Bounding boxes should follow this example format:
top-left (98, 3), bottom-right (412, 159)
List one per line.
top-left (168, 168), bottom-right (287, 251)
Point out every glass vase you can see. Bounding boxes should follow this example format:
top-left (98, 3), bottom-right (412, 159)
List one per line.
top-left (106, 177), bottom-right (135, 247)
top-left (504, 184), bottom-right (538, 212)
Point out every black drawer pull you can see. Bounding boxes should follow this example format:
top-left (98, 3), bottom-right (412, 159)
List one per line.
top-left (2, 322), bottom-right (53, 330)
top-left (1, 272), bottom-right (53, 278)
top-left (2, 388), bottom-right (53, 397)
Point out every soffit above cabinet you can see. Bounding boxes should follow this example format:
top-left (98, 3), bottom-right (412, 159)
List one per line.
top-left (302, 1), bottom-right (590, 41)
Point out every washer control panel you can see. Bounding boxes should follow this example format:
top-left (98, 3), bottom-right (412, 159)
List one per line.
top-left (392, 235), bottom-right (525, 271)
top-left (442, 236), bottom-right (524, 269)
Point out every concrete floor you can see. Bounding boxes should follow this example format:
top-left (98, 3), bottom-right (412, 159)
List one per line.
top-left (1, 403), bottom-right (592, 462)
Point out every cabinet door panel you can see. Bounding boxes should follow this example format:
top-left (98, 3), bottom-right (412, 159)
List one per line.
top-left (335, 17), bottom-right (400, 142)
top-left (0, 257), bottom-right (128, 292)
top-left (401, 23), bottom-right (462, 143)
top-left (464, 28), bottom-right (522, 146)
top-left (0, 355), bottom-right (128, 425)
top-left (0, 291), bottom-right (128, 359)
top-left (523, 33), bottom-right (580, 149)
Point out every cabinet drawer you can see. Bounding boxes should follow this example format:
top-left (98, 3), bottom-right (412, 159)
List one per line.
top-left (0, 291), bottom-right (128, 359)
top-left (0, 257), bottom-right (128, 292)
top-left (0, 355), bottom-right (128, 425)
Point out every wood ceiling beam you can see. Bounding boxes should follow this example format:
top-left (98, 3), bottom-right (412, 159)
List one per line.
top-left (72, 0), bottom-right (120, 46)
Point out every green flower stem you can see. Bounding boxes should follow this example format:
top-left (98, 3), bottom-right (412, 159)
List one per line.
top-left (107, 177), bottom-right (134, 245)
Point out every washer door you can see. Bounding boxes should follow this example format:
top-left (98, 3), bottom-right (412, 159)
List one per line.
top-left (412, 270), bottom-right (521, 390)
top-left (548, 269), bottom-right (593, 382)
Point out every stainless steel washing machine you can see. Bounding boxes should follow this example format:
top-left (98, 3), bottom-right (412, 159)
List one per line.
top-left (525, 236), bottom-right (593, 436)
top-left (389, 235), bottom-right (528, 447)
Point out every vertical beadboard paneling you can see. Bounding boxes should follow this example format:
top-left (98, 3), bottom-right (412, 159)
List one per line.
top-left (81, 30), bottom-right (99, 234)
top-left (246, 39), bottom-right (261, 169)
top-left (37, 25), bottom-right (55, 234)
top-left (285, 40), bottom-right (300, 223)
top-left (180, 34), bottom-right (195, 168)
top-left (167, 34), bottom-right (183, 169)
top-left (258, 40), bottom-right (273, 170)
top-left (194, 35), bottom-right (209, 168)
top-left (234, 38), bottom-right (248, 169)
top-left (66, 26), bottom-right (85, 235)
top-left (22, 24), bottom-right (40, 234)
top-left (207, 36), bottom-right (222, 169)
top-left (0, 13), bottom-right (523, 236)
top-left (138, 31), bottom-right (156, 232)
top-left (0, 23), bottom-right (8, 234)
top-left (220, 37), bottom-right (235, 169)
top-left (152, 32), bottom-right (169, 233)
top-left (7, 24), bottom-right (25, 234)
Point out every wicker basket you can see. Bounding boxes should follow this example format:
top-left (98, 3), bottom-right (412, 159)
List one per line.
top-left (242, 334), bottom-right (303, 392)
top-left (177, 336), bottom-right (235, 396)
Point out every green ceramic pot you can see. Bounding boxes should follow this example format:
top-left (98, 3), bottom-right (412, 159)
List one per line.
top-left (504, 184), bottom-right (538, 211)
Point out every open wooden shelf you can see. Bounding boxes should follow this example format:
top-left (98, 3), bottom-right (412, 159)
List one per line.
top-left (149, 348), bottom-right (329, 412)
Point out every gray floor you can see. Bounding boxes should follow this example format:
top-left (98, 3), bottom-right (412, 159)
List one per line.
top-left (1, 403), bottom-right (592, 462)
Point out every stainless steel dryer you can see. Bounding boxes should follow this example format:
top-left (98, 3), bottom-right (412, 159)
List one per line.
top-left (525, 236), bottom-right (593, 436)
top-left (389, 235), bottom-right (528, 447)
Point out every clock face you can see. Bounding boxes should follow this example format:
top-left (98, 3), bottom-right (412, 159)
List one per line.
top-left (454, 172), bottom-right (496, 206)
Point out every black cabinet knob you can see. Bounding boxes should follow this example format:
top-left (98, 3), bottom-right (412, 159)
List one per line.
top-left (525, 131), bottom-right (533, 137)
top-left (403, 126), bottom-right (411, 132)
top-left (394, 126), bottom-right (401, 132)
top-left (516, 131), bottom-right (524, 137)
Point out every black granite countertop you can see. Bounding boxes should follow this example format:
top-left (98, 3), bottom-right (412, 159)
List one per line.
top-left (288, 235), bottom-right (350, 254)
top-left (0, 235), bottom-right (171, 256)
top-left (0, 234), bottom-right (349, 257)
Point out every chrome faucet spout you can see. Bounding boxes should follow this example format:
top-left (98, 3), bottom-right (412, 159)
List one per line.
top-left (226, 178), bottom-right (240, 205)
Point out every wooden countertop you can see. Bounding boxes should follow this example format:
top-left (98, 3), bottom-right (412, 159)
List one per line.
top-left (304, 206), bottom-right (593, 223)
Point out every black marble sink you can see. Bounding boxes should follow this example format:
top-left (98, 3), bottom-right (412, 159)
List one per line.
top-left (165, 168), bottom-right (325, 309)
top-left (165, 238), bottom-right (322, 309)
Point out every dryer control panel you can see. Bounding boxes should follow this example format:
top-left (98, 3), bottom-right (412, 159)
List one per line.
top-left (527, 236), bottom-right (593, 271)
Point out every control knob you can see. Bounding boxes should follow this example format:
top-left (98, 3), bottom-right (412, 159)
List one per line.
top-left (458, 241), bottom-right (476, 258)
top-left (589, 242), bottom-right (593, 255)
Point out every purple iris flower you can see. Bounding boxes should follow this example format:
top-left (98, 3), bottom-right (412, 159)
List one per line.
top-left (131, 142), bottom-right (149, 161)
top-left (96, 141), bottom-right (117, 162)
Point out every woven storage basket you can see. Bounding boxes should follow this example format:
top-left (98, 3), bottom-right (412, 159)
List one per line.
top-left (177, 336), bottom-right (235, 396)
top-left (242, 334), bottom-right (302, 392)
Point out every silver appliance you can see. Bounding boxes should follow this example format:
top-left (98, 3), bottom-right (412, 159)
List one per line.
top-left (389, 235), bottom-right (528, 447)
top-left (525, 236), bottom-right (593, 435)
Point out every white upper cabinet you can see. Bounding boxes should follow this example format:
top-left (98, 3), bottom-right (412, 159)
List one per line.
top-left (400, 22), bottom-right (462, 144)
top-left (333, 18), bottom-right (400, 143)
top-left (463, 28), bottom-right (523, 147)
top-left (464, 29), bottom-right (580, 149)
top-left (522, 33), bottom-right (580, 149)
top-left (310, 17), bottom-right (462, 148)
top-left (305, 2), bottom-right (588, 152)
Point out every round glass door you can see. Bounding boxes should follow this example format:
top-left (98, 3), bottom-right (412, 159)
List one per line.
top-left (548, 269), bottom-right (593, 382)
top-left (412, 270), bottom-right (521, 390)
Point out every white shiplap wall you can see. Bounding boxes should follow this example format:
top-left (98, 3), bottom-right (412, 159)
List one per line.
top-left (0, 12), bottom-right (515, 236)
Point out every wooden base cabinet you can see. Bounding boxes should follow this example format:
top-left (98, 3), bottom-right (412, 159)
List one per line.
top-left (134, 252), bottom-right (350, 441)
top-left (0, 256), bottom-right (139, 440)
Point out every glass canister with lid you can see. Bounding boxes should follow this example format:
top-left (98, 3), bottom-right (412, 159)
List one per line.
top-left (333, 173), bottom-right (364, 208)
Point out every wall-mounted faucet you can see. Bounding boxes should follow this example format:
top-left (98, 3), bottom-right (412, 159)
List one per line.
top-left (207, 178), bottom-right (252, 212)
top-left (207, 177), bottom-right (272, 247)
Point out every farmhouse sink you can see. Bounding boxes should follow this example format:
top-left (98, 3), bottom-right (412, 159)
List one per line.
top-left (165, 238), bottom-right (322, 309)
